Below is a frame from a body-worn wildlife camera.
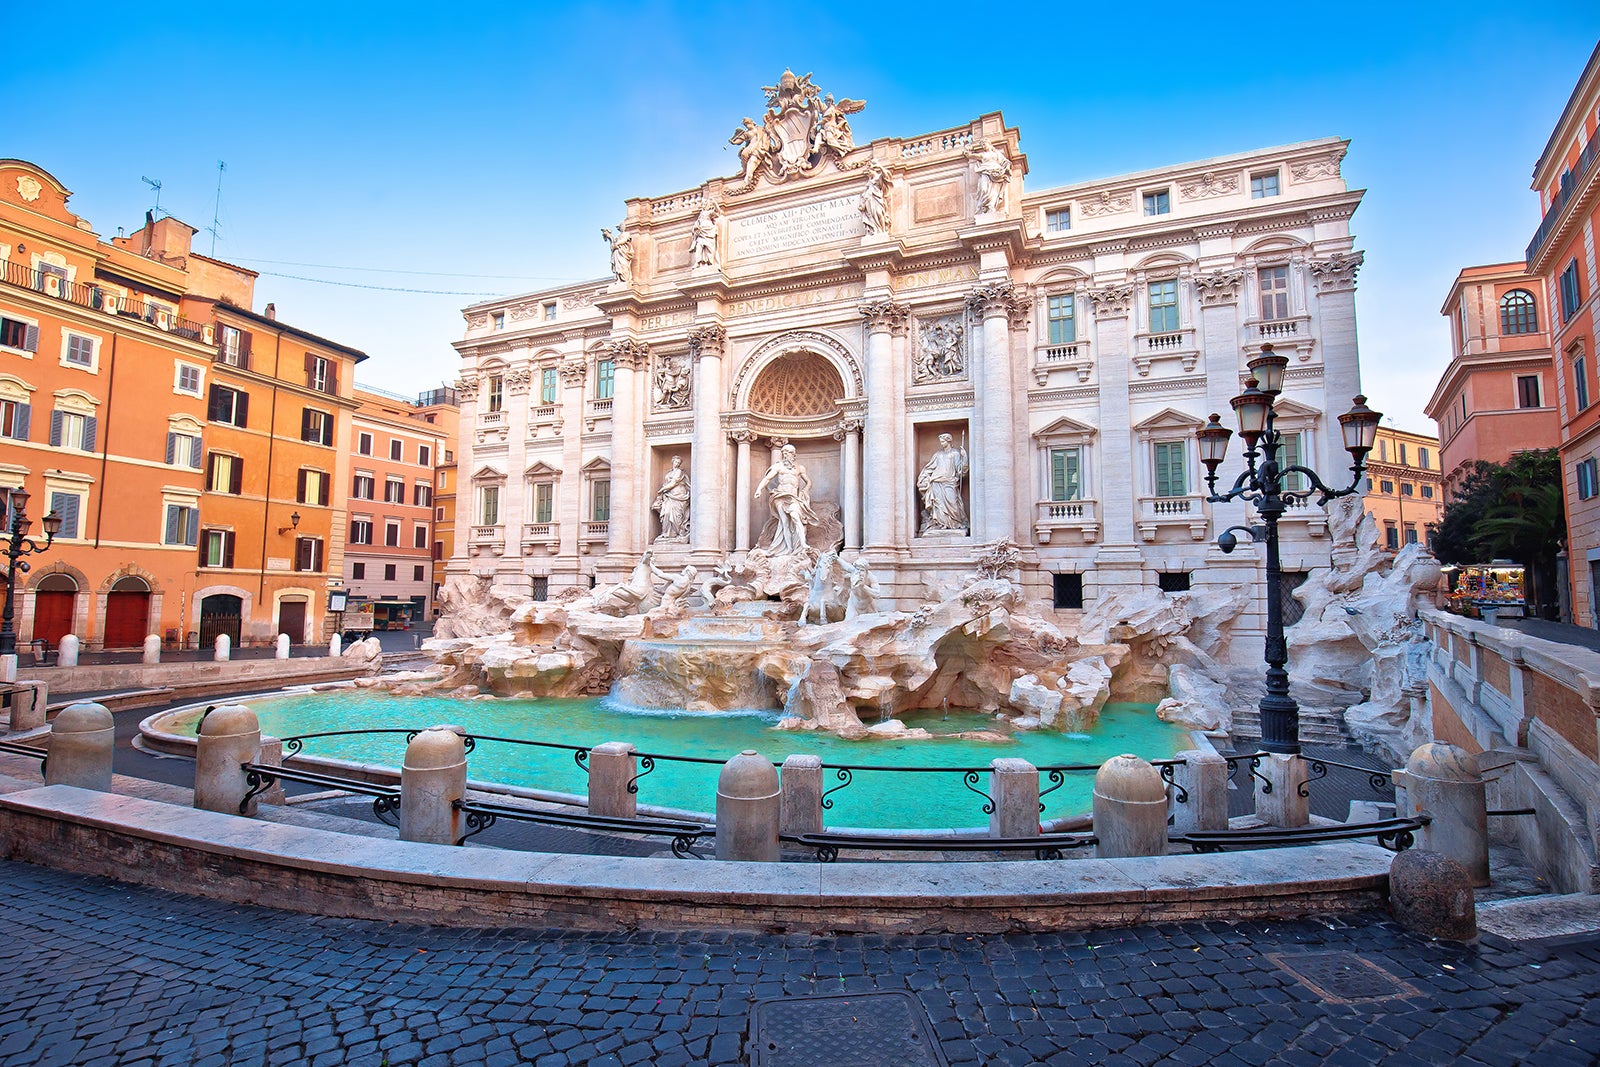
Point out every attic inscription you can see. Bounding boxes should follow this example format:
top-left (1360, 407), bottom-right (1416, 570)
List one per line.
top-left (728, 194), bottom-right (861, 259)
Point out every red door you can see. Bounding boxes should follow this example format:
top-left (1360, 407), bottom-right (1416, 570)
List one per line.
top-left (33, 591), bottom-right (75, 647)
top-left (103, 591), bottom-right (151, 648)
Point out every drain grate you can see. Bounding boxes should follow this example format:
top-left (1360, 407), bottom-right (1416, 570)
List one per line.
top-left (1268, 950), bottom-right (1419, 1003)
top-left (750, 991), bottom-right (948, 1066)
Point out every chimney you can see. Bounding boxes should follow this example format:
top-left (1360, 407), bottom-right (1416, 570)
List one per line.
top-left (264, 302), bottom-right (276, 320)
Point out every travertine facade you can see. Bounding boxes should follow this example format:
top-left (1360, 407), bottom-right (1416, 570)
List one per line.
top-left (450, 80), bottom-right (1366, 660)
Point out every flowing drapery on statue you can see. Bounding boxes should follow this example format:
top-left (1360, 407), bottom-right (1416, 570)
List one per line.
top-left (754, 444), bottom-right (817, 557)
top-left (917, 433), bottom-right (969, 535)
top-left (652, 456), bottom-right (690, 542)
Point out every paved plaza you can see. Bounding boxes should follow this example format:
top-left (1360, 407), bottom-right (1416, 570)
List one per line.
top-left (1, 859), bottom-right (1597, 1067)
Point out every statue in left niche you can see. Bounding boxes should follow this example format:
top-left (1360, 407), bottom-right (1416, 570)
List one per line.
top-left (602, 223), bottom-right (635, 283)
top-left (691, 205), bottom-right (720, 269)
top-left (652, 456), bottom-right (691, 543)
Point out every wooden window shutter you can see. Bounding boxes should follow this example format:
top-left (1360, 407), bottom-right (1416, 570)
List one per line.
top-left (22, 325), bottom-right (38, 352)
top-left (235, 391), bottom-right (248, 426)
top-left (318, 473), bottom-right (329, 507)
top-left (328, 361), bottom-right (339, 395)
top-left (197, 535), bottom-right (208, 567)
top-left (239, 331), bottom-right (252, 361)
top-left (304, 351), bottom-right (315, 386)
top-left (185, 507), bottom-right (199, 546)
top-left (82, 416), bottom-right (97, 452)
top-left (206, 452), bottom-right (217, 488)
top-left (12, 403), bottom-right (28, 441)
top-left (207, 384), bottom-right (223, 421)
top-left (166, 433), bottom-right (177, 465)
top-left (49, 409), bottom-right (62, 447)
top-left (230, 457), bottom-right (242, 495)
top-left (165, 505), bottom-right (181, 544)
top-left (224, 531), bottom-right (235, 569)
top-left (191, 437), bottom-right (203, 470)
top-left (301, 408), bottom-right (312, 440)
top-left (297, 469), bottom-right (308, 503)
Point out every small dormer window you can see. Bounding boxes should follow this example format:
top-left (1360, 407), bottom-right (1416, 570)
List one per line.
top-left (492, 312), bottom-right (506, 331)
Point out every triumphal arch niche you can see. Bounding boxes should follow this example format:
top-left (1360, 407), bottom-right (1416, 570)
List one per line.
top-left (454, 68), bottom-right (1366, 617)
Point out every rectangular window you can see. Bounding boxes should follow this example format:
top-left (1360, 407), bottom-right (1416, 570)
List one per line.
top-left (532, 576), bottom-right (550, 601)
top-left (486, 376), bottom-right (504, 413)
top-left (534, 482), bottom-right (554, 523)
top-left (217, 325), bottom-right (251, 368)
top-left (1380, 479), bottom-right (1394, 494)
top-left (350, 520), bottom-right (373, 545)
top-left (480, 485), bottom-right (500, 526)
top-left (1280, 432), bottom-right (1307, 493)
top-left (48, 492), bottom-right (81, 539)
top-left (1517, 375), bottom-right (1542, 408)
top-left (414, 565), bottom-right (426, 581)
top-left (48, 410), bottom-right (96, 451)
top-left (1, 316), bottom-right (39, 353)
top-left (1577, 355), bottom-right (1590, 411)
top-left (207, 384), bottom-right (248, 427)
top-left (301, 408), bottom-right (333, 446)
top-left (384, 564), bottom-right (397, 581)
top-left (296, 468), bottom-right (329, 507)
top-left (0, 399), bottom-right (30, 441)
top-left (293, 537), bottom-right (324, 573)
top-left (166, 432), bottom-right (202, 469)
top-left (1561, 260), bottom-right (1583, 323)
top-left (1405, 524), bottom-right (1419, 545)
top-left (1157, 572), bottom-right (1191, 592)
top-left (592, 479), bottom-right (611, 522)
top-left (1385, 522), bottom-right (1399, 549)
top-left (305, 353), bottom-right (336, 394)
top-left (1154, 441), bottom-right (1187, 497)
top-left (175, 363), bottom-right (202, 396)
top-left (1250, 172), bottom-right (1280, 198)
top-left (199, 529), bottom-right (234, 569)
top-left (596, 360), bottom-right (615, 400)
top-left (413, 484), bottom-right (433, 507)
top-left (353, 474), bottom-right (374, 500)
top-left (492, 312), bottom-right (505, 331)
top-left (1422, 484), bottom-right (1435, 499)
top-left (1148, 281), bottom-right (1179, 334)
top-left (1045, 208), bottom-right (1071, 233)
top-left (384, 478), bottom-right (405, 503)
top-left (384, 522), bottom-right (400, 547)
top-left (541, 368), bottom-right (559, 404)
top-left (206, 453), bottom-right (243, 495)
top-left (418, 444), bottom-right (431, 467)
top-left (1401, 482), bottom-right (1415, 496)
top-left (388, 439), bottom-right (402, 461)
top-left (1580, 458), bottom-right (1599, 500)
top-left (543, 302), bottom-right (556, 321)
top-left (413, 524), bottom-right (428, 549)
top-left (352, 562), bottom-right (366, 580)
top-left (1048, 448), bottom-right (1081, 501)
top-left (1046, 295), bottom-right (1076, 345)
top-left (1052, 573), bottom-right (1084, 609)
top-left (1258, 266), bottom-right (1290, 321)
top-left (358, 432), bottom-right (373, 455)
top-left (163, 504), bottom-right (199, 547)
top-left (1143, 190), bottom-right (1171, 216)
top-left (1418, 447), bottom-right (1430, 469)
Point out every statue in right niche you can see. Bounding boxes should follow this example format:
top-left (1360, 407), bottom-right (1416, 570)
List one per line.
top-left (917, 433), bottom-right (969, 535)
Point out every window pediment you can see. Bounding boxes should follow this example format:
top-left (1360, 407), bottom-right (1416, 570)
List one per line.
top-left (525, 460), bottom-right (562, 478)
top-left (1034, 415), bottom-right (1098, 446)
top-left (471, 464), bottom-right (507, 484)
top-left (1133, 407), bottom-right (1204, 432)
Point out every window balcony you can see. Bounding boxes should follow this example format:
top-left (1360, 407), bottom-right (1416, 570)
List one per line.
top-left (1130, 329), bottom-right (1198, 376)
top-left (479, 411), bottom-right (506, 426)
top-left (1263, 498), bottom-right (1328, 539)
top-left (590, 398), bottom-right (613, 415)
top-left (0, 259), bottom-right (211, 342)
top-left (1136, 495), bottom-right (1209, 542)
top-left (522, 521), bottom-right (560, 555)
top-left (1033, 499), bottom-right (1100, 544)
top-left (468, 524), bottom-right (504, 558)
top-left (1242, 315), bottom-right (1314, 360)
top-left (1031, 340), bottom-right (1093, 385)
top-left (581, 520), bottom-right (609, 553)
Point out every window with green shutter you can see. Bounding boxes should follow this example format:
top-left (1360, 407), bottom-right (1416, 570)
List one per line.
top-left (1280, 433), bottom-right (1306, 492)
top-left (1049, 448), bottom-right (1081, 501)
top-left (592, 479), bottom-right (611, 522)
top-left (1047, 295), bottom-right (1076, 345)
top-left (534, 482), bottom-right (554, 523)
top-left (1154, 441), bottom-right (1186, 497)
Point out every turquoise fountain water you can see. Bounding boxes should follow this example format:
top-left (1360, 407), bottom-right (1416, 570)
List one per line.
top-left (181, 690), bottom-right (1189, 830)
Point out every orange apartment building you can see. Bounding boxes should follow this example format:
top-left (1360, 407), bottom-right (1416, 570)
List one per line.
top-left (1426, 263), bottom-right (1558, 501)
top-left (1531, 43), bottom-right (1600, 625)
top-left (0, 160), bottom-right (216, 650)
top-left (344, 385), bottom-right (456, 627)
top-left (1364, 426), bottom-right (1444, 551)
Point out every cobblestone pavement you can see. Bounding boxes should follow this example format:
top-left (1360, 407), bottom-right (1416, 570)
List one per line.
top-left (2, 860), bottom-right (1598, 1067)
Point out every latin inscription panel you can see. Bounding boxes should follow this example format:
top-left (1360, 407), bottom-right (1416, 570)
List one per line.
top-left (729, 195), bottom-right (862, 260)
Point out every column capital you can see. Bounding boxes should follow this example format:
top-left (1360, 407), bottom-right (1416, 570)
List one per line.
top-left (858, 299), bottom-right (910, 335)
top-left (558, 357), bottom-right (588, 386)
top-left (1088, 283), bottom-right (1135, 318)
top-left (1308, 250), bottom-right (1364, 294)
top-left (1195, 268), bottom-right (1245, 307)
top-left (727, 428), bottom-right (760, 444)
top-left (504, 367), bottom-right (533, 395)
top-left (604, 337), bottom-right (650, 369)
top-left (687, 323), bottom-right (727, 361)
top-left (966, 280), bottom-right (1029, 327)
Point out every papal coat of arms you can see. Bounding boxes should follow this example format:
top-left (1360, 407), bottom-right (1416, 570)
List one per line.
top-left (729, 70), bottom-right (864, 191)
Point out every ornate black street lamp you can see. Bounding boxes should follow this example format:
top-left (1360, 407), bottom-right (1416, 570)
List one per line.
top-left (0, 487), bottom-right (62, 657)
top-left (1196, 344), bottom-right (1382, 754)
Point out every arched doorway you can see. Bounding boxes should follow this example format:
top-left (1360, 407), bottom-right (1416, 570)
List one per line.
top-left (199, 594), bottom-right (242, 647)
top-left (33, 573), bottom-right (78, 647)
top-left (103, 576), bottom-right (151, 649)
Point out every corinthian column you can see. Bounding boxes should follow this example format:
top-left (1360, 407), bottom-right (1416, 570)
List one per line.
top-left (558, 357), bottom-right (587, 563)
top-left (605, 338), bottom-right (648, 557)
top-left (966, 282), bottom-right (1026, 543)
top-left (731, 429), bottom-right (756, 551)
top-left (688, 324), bottom-right (727, 555)
top-left (858, 299), bottom-right (909, 550)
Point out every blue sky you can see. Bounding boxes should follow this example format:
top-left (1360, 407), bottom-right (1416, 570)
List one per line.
top-left (3, 3), bottom-right (1595, 432)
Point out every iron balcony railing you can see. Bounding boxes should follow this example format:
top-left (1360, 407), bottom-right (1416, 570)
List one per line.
top-left (1528, 136), bottom-right (1600, 269)
top-left (0, 258), bottom-right (211, 341)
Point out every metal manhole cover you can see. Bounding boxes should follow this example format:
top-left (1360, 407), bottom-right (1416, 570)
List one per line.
top-left (750, 991), bottom-right (947, 1067)
top-left (1267, 951), bottom-right (1419, 1003)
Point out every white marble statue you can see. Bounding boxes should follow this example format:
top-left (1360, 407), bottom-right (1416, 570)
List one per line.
top-left (653, 354), bottom-right (691, 410)
top-left (658, 565), bottom-right (698, 615)
top-left (966, 142), bottom-right (1012, 215)
top-left (691, 205), bottom-right (719, 269)
top-left (601, 223), bottom-right (634, 283)
top-left (843, 558), bottom-right (881, 618)
top-left (917, 434), bottom-right (970, 534)
top-left (799, 550), bottom-right (840, 625)
top-left (731, 117), bottom-right (776, 186)
top-left (859, 162), bottom-right (890, 236)
top-left (592, 550), bottom-right (671, 616)
top-left (810, 93), bottom-right (863, 157)
top-left (913, 319), bottom-right (964, 382)
top-left (652, 457), bottom-right (691, 542)
top-left (754, 444), bottom-right (816, 557)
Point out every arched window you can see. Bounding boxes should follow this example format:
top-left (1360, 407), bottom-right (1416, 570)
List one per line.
top-left (1501, 289), bottom-right (1538, 335)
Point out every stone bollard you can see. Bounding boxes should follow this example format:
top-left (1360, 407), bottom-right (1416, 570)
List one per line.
top-left (8, 681), bottom-right (45, 732)
top-left (400, 727), bottom-right (467, 845)
top-left (716, 750), bottom-right (780, 862)
top-left (1390, 849), bottom-right (1477, 941)
top-left (214, 634), bottom-right (230, 662)
top-left (57, 634), bottom-right (79, 667)
top-left (275, 634), bottom-right (290, 660)
top-left (1170, 750), bottom-right (1229, 834)
top-left (194, 705), bottom-right (263, 816)
top-left (1399, 743), bottom-right (1489, 886)
top-left (328, 634), bottom-right (342, 658)
top-left (1092, 754), bottom-right (1169, 858)
top-left (780, 754), bottom-right (823, 838)
top-left (1254, 753), bottom-right (1310, 828)
top-left (44, 702), bottom-right (114, 791)
top-left (588, 741), bottom-right (638, 819)
top-left (1, 653), bottom-right (14, 684)
top-left (141, 634), bottom-right (161, 665)
top-left (990, 758), bottom-right (1041, 838)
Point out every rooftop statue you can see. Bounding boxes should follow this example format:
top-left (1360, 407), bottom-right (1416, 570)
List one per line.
top-left (601, 223), bottom-right (634, 283)
top-left (730, 72), bottom-right (866, 191)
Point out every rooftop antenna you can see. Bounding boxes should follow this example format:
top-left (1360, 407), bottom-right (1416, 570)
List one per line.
top-left (140, 175), bottom-right (163, 217)
top-left (206, 161), bottom-right (227, 256)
